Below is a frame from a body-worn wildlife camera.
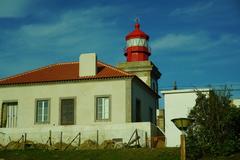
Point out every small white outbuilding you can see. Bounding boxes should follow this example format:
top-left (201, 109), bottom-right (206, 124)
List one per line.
top-left (161, 88), bottom-right (209, 147)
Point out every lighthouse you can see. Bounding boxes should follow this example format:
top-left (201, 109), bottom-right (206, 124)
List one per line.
top-left (125, 20), bottom-right (150, 62)
top-left (117, 20), bottom-right (161, 93)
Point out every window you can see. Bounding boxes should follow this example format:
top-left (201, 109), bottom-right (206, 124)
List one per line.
top-left (149, 107), bottom-right (153, 123)
top-left (60, 99), bottom-right (75, 125)
top-left (96, 97), bottom-right (110, 121)
top-left (36, 100), bottom-right (49, 124)
top-left (126, 38), bottom-right (148, 47)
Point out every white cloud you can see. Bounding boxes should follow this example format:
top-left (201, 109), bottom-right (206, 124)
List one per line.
top-left (20, 6), bottom-right (118, 38)
top-left (14, 6), bottom-right (119, 57)
top-left (170, 1), bottom-right (214, 16)
top-left (0, 0), bottom-right (32, 17)
top-left (214, 34), bottom-right (240, 46)
top-left (0, 5), bottom-right (123, 75)
top-left (151, 32), bottom-right (212, 52)
top-left (151, 31), bottom-right (240, 66)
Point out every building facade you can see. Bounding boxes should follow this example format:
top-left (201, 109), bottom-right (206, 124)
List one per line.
top-left (0, 22), bottom-right (162, 147)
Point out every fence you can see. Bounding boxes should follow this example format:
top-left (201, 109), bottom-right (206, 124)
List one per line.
top-left (0, 122), bottom-right (166, 149)
top-left (0, 128), bottom-right (149, 150)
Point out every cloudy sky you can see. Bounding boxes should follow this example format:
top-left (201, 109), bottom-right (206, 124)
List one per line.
top-left (0, 0), bottom-right (240, 96)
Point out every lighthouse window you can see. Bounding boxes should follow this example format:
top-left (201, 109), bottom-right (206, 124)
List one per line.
top-left (127, 38), bottom-right (148, 47)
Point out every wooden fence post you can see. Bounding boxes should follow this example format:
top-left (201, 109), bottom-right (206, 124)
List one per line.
top-left (24, 133), bottom-right (27, 150)
top-left (49, 130), bottom-right (52, 146)
top-left (97, 130), bottom-right (99, 148)
top-left (60, 131), bottom-right (63, 150)
top-left (145, 132), bottom-right (148, 148)
top-left (78, 132), bottom-right (81, 149)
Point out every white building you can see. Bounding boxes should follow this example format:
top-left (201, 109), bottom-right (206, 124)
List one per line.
top-left (0, 22), bottom-right (163, 147)
top-left (161, 88), bottom-right (209, 147)
top-left (232, 98), bottom-right (240, 108)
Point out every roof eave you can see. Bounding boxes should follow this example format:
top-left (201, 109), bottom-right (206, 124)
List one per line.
top-left (0, 76), bottom-right (135, 87)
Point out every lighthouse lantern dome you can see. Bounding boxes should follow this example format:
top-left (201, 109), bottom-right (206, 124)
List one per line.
top-left (124, 21), bottom-right (151, 62)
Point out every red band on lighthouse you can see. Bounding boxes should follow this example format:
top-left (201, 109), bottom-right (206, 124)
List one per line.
top-left (125, 21), bottom-right (151, 62)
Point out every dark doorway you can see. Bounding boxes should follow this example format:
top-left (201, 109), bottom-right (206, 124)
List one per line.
top-left (136, 99), bottom-right (141, 122)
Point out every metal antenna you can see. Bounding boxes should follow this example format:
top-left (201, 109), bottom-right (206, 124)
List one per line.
top-left (135, 17), bottom-right (140, 23)
top-left (173, 81), bottom-right (178, 90)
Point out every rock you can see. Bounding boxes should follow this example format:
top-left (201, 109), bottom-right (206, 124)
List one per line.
top-left (5, 141), bottom-right (24, 150)
top-left (99, 140), bottom-right (115, 149)
top-left (114, 142), bottom-right (126, 149)
top-left (34, 143), bottom-right (49, 150)
top-left (80, 139), bottom-right (97, 149)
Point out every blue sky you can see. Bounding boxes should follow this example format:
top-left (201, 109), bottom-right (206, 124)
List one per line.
top-left (0, 0), bottom-right (240, 96)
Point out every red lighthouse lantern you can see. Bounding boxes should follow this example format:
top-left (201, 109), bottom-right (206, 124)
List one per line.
top-left (125, 21), bottom-right (151, 62)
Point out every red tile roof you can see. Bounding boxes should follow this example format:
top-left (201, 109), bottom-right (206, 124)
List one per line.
top-left (0, 61), bottom-right (134, 85)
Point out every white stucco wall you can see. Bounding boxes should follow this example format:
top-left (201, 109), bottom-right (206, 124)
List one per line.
top-left (162, 89), bottom-right (209, 147)
top-left (0, 122), bottom-right (152, 146)
top-left (137, 76), bottom-right (148, 86)
top-left (0, 79), bottom-right (128, 128)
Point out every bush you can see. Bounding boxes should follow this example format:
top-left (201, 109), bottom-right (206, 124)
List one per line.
top-left (186, 88), bottom-right (240, 159)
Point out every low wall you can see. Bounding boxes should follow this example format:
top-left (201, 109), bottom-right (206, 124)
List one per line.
top-left (0, 122), bottom-right (158, 147)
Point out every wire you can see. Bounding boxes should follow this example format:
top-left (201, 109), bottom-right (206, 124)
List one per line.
top-left (159, 83), bottom-right (240, 91)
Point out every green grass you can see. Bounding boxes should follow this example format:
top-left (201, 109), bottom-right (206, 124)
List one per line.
top-left (0, 148), bottom-right (180, 160)
top-left (201, 152), bottom-right (240, 160)
top-left (1, 148), bottom-right (239, 160)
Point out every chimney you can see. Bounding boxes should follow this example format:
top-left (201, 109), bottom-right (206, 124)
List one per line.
top-left (79, 53), bottom-right (97, 77)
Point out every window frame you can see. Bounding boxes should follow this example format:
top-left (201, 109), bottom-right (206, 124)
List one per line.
top-left (95, 95), bottom-right (111, 122)
top-left (35, 98), bottom-right (50, 124)
top-left (59, 97), bottom-right (76, 125)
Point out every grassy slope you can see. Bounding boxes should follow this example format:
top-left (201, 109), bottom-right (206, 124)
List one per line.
top-left (0, 148), bottom-right (180, 160)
